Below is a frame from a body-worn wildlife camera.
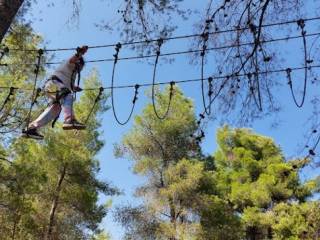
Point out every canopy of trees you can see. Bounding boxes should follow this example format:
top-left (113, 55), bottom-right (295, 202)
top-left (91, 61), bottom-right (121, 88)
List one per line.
top-left (114, 86), bottom-right (320, 240)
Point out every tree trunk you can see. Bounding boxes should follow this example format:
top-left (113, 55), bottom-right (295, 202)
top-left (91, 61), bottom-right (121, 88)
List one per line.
top-left (169, 198), bottom-right (177, 240)
top-left (11, 218), bottom-right (17, 240)
top-left (11, 214), bottom-right (20, 240)
top-left (46, 165), bottom-right (67, 240)
top-left (0, 0), bottom-right (24, 43)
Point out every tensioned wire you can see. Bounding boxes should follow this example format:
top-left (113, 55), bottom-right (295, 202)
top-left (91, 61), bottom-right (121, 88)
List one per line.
top-left (3, 16), bottom-right (320, 52)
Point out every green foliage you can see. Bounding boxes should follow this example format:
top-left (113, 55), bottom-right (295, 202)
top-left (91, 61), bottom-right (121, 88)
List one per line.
top-left (209, 126), bottom-right (319, 240)
top-left (271, 202), bottom-right (320, 239)
top-left (197, 195), bottom-right (243, 240)
top-left (91, 232), bottom-right (111, 240)
top-left (115, 87), bottom-right (320, 240)
top-left (120, 86), bottom-right (200, 174)
top-left (115, 86), bottom-right (205, 239)
top-left (0, 24), bottom-right (46, 140)
top-left (214, 126), bottom-right (313, 210)
top-left (0, 28), bottom-right (117, 238)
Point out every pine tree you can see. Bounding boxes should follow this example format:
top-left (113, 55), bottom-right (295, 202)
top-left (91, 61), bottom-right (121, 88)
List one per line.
top-left (114, 86), bottom-right (207, 240)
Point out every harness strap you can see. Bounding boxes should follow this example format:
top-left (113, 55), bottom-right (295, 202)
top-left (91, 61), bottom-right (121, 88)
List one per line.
top-left (47, 75), bottom-right (64, 84)
top-left (51, 87), bottom-right (71, 128)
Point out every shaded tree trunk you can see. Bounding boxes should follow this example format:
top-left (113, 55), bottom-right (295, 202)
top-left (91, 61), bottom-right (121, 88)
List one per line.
top-left (46, 165), bottom-right (67, 240)
top-left (0, 0), bottom-right (24, 43)
top-left (169, 197), bottom-right (177, 240)
top-left (11, 217), bottom-right (17, 240)
top-left (11, 212), bottom-right (20, 240)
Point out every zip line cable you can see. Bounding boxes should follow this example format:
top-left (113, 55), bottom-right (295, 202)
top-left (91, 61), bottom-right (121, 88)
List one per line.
top-left (2, 31), bottom-right (319, 67)
top-left (3, 16), bottom-right (320, 53)
top-left (0, 64), bottom-right (320, 93)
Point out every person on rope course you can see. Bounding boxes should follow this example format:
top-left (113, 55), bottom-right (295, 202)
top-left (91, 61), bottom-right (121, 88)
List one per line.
top-left (22, 45), bottom-right (89, 140)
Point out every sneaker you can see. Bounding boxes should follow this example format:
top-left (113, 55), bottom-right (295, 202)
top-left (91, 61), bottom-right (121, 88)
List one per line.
top-left (22, 128), bottom-right (44, 140)
top-left (62, 119), bottom-right (86, 130)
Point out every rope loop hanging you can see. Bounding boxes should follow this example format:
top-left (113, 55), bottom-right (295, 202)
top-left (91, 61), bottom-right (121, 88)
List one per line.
top-left (111, 43), bottom-right (139, 125)
top-left (152, 38), bottom-right (175, 120)
top-left (26, 49), bottom-right (43, 129)
top-left (286, 19), bottom-right (308, 108)
top-left (200, 31), bottom-right (212, 115)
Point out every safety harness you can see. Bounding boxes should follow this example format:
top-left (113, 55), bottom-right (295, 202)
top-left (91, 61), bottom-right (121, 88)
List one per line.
top-left (48, 75), bottom-right (72, 128)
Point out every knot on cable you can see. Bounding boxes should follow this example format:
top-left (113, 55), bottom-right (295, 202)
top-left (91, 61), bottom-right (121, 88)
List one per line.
top-left (96, 87), bottom-right (104, 102)
top-left (38, 49), bottom-right (44, 56)
top-left (155, 39), bottom-right (163, 57)
top-left (249, 23), bottom-right (257, 33)
top-left (169, 81), bottom-right (175, 97)
top-left (208, 77), bottom-right (213, 97)
top-left (36, 87), bottom-right (42, 95)
top-left (9, 87), bottom-right (15, 96)
top-left (195, 130), bottom-right (206, 144)
top-left (286, 68), bottom-right (292, 85)
top-left (115, 42), bottom-right (122, 51)
top-left (32, 88), bottom-right (42, 104)
top-left (133, 84), bottom-right (140, 104)
top-left (297, 19), bottom-right (305, 29)
top-left (157, 38), bottom-right (164, 47)
top-left (297, 19), bottom-right (306, 36)
top-left (201, 32), bottom-right (209, 41)
top-left (113, 43), bottom-right (122, 62)
top-left (309, 149), bottom-right (316, 156)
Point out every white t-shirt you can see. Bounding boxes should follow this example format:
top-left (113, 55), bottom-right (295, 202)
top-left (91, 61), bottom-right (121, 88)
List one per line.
top-left (52, 60), bottom-right (77, 90)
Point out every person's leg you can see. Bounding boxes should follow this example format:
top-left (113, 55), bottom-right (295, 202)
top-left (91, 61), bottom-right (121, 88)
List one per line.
top-left (61, 93), bottom-right (86, 130)
top-left (60, 93), bottom-right (74, 123)
top-left (29, 103), bottom-right (61, 129)
top-left (22, 102), bottom-right (61, 139)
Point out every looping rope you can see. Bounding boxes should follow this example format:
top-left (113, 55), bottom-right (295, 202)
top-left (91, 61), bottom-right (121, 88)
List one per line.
top-left (286, 20), bottom-right (308, 108)
top-left (111, 43), bottom-right (139, 125)
top-left (25, 49), bottom-right (43, 129)
top-left (200, 30), bottom-right (213, 116)
top-left (151, 39), bottom-right (175, 120)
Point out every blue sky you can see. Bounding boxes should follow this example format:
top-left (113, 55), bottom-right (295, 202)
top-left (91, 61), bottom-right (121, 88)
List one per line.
top-left (23, 1), bottom-right (320, 239)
